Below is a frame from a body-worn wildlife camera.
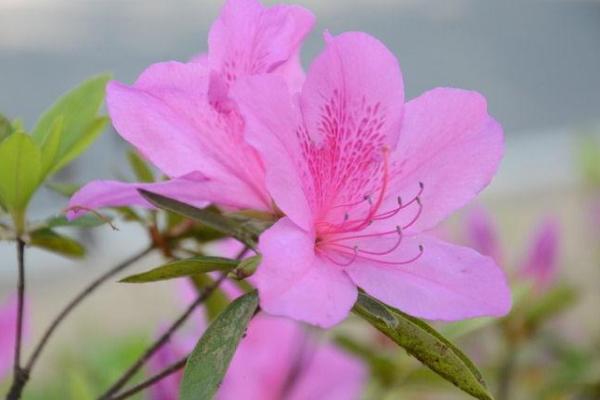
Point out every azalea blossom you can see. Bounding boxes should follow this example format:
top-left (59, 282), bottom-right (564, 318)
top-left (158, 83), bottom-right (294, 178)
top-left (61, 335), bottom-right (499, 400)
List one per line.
top-left (68, 0), bottom-right (314, 217)
top-left (0, 294), bottom-right (17, 379)
top-left (466, 207), bottom-right (560, 290)
top-left (230, 31), bottom-right (511, 327)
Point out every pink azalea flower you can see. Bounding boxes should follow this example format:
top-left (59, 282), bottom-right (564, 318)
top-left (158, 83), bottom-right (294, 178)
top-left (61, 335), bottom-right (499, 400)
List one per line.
top-left (464, 208), bottom-right (560, 291)
top-left (230, 31), bottom-right (511, 327)
top-left (0, 294), bottom-right (18, 379)
top-left (148, 312), bottom-right (366, 400)
top-left (520, 219), bottom-right (560, 290)
top-left (68, 0), bottom-right (314, 218)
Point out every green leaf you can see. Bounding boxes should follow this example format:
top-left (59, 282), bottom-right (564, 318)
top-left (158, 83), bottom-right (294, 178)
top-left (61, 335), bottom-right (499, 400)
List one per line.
top-left (352, 292), bottom-right (493, 400)
top-left (120, 256), bottom-right (239, 283)
top-left (46, 182), bottom-right (81, 198)
top-left (524, 285), bottom-right (577, 332)
top-left (127, 150), bottom-right (154, 183)
top-left (49, 116), bottom-right (108, 174)
top-left (40, 116), bottom-right (64, 178)
top-left (32, 74), bottom-right (110, 175)
top-left (29, 228), bottom-right (85, 258)
top-left (180, 290), bottom-right (258, 400)
top-left (0, 132), bottom-right (42, 226)
top-left (190, 274), bottom-right (231, 321)
top-left (45, 213), bottom-right (110, 229)
top-left (0, 113), bottom-right (12, 143)
top-left (439, 317), bottom-right (495, 340)
top-left (228, 254), bottom-right (261, 280)
top-left (138, 189), bottom-right (258, 249)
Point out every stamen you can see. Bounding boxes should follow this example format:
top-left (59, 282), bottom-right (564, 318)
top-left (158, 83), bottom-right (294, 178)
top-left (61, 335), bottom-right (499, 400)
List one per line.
top-left (322, 246), bottom-right (358, 266)
top-left (402, 197), bottom-right (422, 229)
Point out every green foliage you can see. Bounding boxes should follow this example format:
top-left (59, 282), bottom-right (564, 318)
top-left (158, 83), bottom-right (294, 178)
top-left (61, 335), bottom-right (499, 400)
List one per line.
top-left (353, 292), bottom-right (493, 400)
top-left (45, 213), bottom-right (110, 229)
top-left (0, 113), bottom-right (12, 142)
top-left (120, 256), bottom-right (239, 283)
top-left (180, 291), bottom-right (258, 400)
top-left (45, 181), bottom-right (81, 197)
top-left (0, 132), bottom-right (42, 230)
top-left (32, 74), bottom-right (110, 176)
top-left (190, 274), bottom-right (231, 321)
top-left (523, 285), bottom-right (577, 332)
top-left (29, 228), bottom-right (85, 258)
top-left (138, 189), bottom-right (260, 249)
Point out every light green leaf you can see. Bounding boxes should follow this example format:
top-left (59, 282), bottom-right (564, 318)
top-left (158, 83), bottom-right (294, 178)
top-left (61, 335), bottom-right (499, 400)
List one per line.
top-left (120, 256), bottom-right (239, 283)
top-left (127, 150), bottom-right (154, 183)
top-left (40, 116), bottom-right (64, 178)
top-left (353, 292), bottom-right (493, 400)
top-left (29, 228), bottom-right (85, 258)
top-left (524, 285), bottom-right (577, 332)
top-left (0, 113), bottom-right (12, 143)
top-left (45, 213), bottom-right (110, 229)
top-left (228, 254), bottom-right (261, 280)
top-left (138, 190), bottom-right (259, 249)
top-left (180, 291), bottom-right (258, 400)
top-left (48, 116), bottom-right (108, 174)
top-left (0, 132), bottom-right (42, 225)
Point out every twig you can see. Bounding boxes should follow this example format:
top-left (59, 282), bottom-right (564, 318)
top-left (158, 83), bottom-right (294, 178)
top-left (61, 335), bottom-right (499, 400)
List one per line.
top-left (108, 357), bottom-right (188, 400)
top-left (97, 272), bottom-right (229, 399)
top-left (6, 239), bottom-right (27, 400)
top-left (496, 342), bottom-right (518, 400)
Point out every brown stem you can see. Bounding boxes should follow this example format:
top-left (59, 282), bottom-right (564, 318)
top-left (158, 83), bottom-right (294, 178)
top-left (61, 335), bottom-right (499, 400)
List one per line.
top-left (496, 342), bottom-right (518, 400)
top-left (108, 357), bottom-right (187, 400)
top-left (97, 272), bottom-right (228, 399)
top-left (6, 239), bottom-right (27, 400)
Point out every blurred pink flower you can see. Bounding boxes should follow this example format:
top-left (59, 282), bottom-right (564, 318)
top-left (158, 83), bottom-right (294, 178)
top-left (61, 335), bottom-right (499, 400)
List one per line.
top-left (0, 294), bottom-right (17, 379)
top-left (148, 313), bottom-right (366, 400)
top-left (231, 31), bottom-right (511, 327)
top-left (68, 0), bottom-right (315, 218)
top-left (464, 208), bottom-right (560, 291)
top-left (520, 219), bottom-right (560, 290)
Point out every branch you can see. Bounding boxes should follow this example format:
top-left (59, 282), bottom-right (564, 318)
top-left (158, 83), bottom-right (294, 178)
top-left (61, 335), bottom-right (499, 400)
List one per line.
top-left (97, 272), bottom-right (228, 399)
top-left (108, 357), bottom-right (187, 400)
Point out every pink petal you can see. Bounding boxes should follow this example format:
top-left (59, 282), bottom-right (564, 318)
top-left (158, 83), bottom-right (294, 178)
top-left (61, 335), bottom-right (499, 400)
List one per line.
top-left (520, 218), bottom-right (560, 290)
top-left (287, 344), bottom-right (367, 400)
top-left (301, 31), bottom-right (404, 148)
top-left (383, 88), bottom-right (504, 233)
top-left (230, 75), bottom-right (313, 230)
top-left (465, 207), bottom-right (503, 265)
top-left (208, 0), bottom-right (314, 90)
top-left (106, 62), bottom-right (271, 211)
top-left (254, 218), bottom-right (357, 328)
top-left (346, 234), bottom-right (511, 320)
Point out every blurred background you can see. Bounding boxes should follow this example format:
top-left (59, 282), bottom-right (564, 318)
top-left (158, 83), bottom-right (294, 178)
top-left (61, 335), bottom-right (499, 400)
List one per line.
top-left (1, 0), bottom-right (600, 399)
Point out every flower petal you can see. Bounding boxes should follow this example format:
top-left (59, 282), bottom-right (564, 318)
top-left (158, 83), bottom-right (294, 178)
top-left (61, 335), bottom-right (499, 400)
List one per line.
top-left (346, 234), bottom-right (511, 320)
top-left (520, 218), bottom-right (560, 289)
top-left (208, 0), bottom-right (314, 90)
top-left (384, 88), bottom-right (504, 233)
top-left (255, 218), bottom-right (357, 328)
top-left (231, 75), bottom-right (313, 230)
top-left (107, 62), bottom-right (271, 211)
top-left (465, 207), bottom-right (503, 265)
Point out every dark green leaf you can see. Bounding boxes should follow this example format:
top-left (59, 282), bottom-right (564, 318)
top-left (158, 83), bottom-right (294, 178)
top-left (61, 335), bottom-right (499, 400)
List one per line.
top-left (120, 256), bottom-right (239, 283)
top-left (29, 228), bottom-right (85, 258)
top-left (127, 150), bottom-right (154, 183)
top-left (45, 214), bottom-right (110, 228)
top-left (180, 291), bottom-right (258, 400)
top-left (0, 132), bottom-right (42, 224)
top-left (353, 292), bottom-right (493, 400)
top-left (138, 189), bottom-right (258, 249)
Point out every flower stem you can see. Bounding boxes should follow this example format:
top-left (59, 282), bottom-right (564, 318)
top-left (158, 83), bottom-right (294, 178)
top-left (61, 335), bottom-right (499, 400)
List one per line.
top-left (5, 239), bottom-right (27, 400)
top-left (96, 272), bottom-right (229, 400)
top-left (108, 357), bottom-right (188, 400)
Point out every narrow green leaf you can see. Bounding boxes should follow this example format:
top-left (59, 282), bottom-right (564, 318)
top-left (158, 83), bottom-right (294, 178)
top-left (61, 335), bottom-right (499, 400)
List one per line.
top-left (46, 181), bottom-right (81, 197)
top-left (524, 285), bottom-right (577, 331)
top-left (48, 116), bottom-right (108, 174)
top-left (29, 228), bottom-right (85, 258)
top-left (45, 213), bottom-right (110, 228)
top-left (439, 317), bottom-right (495, 340)
top-left (138, 189), bottom-right (258, 248)
top-left (120, 256), bottom-right (239, 283)
top-left (0, 113), bottom-right (12, 143)
top-left (127, 150), bottom-right (154, 183)
top-left (32, 74), bottom-right (110, 148)
top-left (180, 291), bottom-right (258, 400)
top-left (0, 132), bottom-right (42, 220)
top-left (353, 292), bottom-right (493, 400)
top-left (228, 254), bottom-right (261, 280)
